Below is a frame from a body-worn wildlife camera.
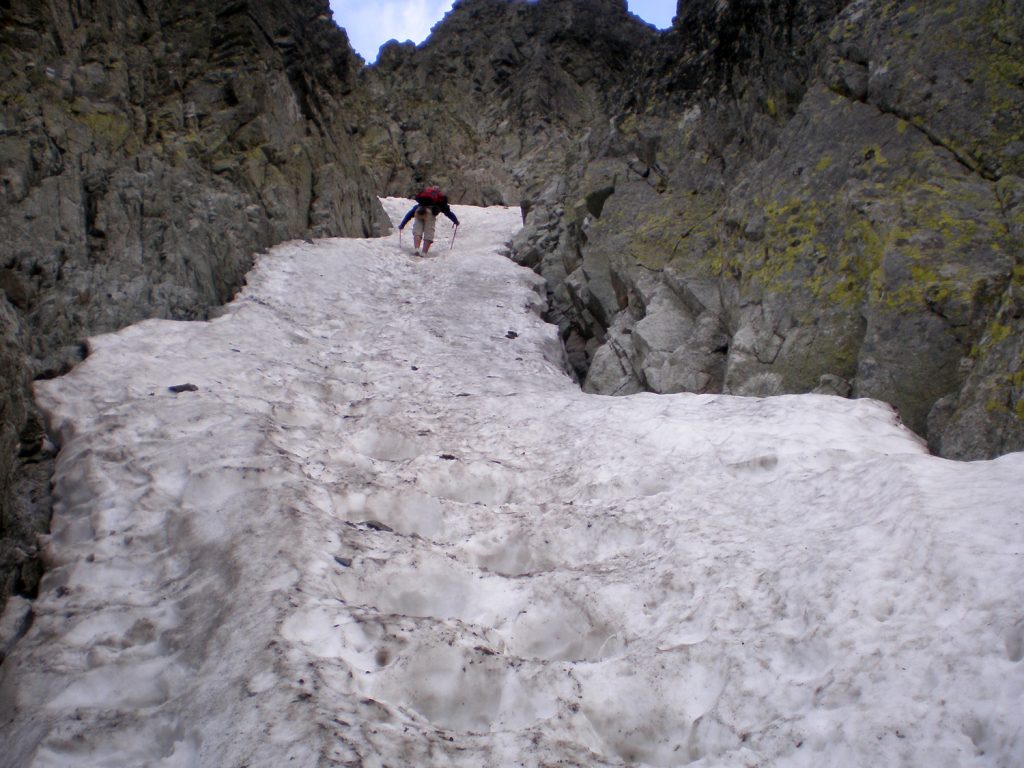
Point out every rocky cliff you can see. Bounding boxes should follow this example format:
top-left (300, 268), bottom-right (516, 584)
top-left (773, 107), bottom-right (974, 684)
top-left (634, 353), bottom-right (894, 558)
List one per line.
top-left (356, 0), bottom-right (659, 204)
top-left (363, 0), bottom-right (1023, 460)
top-left (0, 0), bottom-right (389, 605)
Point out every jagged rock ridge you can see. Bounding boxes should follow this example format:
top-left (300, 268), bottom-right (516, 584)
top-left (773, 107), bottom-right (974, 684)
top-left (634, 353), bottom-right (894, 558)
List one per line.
top-left (355, 0), bottom-right (659, 204)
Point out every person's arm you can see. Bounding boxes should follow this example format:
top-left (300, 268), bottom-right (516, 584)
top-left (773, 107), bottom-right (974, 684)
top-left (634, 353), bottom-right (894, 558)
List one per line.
top-left (441, 205), bottom-right (459, 226)
top-left (398, 205), bottom-right (417, 229)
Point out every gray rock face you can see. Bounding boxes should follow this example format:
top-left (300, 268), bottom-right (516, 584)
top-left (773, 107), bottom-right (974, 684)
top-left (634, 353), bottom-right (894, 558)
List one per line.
top-left (0, 302), bottom-right (31, 599)
top-left (715, 81), bottom-right (1014, 437)
top-left (0, 0), bottom-right (390, 608)
top-left (495, 0), bottom-right (1023, 461)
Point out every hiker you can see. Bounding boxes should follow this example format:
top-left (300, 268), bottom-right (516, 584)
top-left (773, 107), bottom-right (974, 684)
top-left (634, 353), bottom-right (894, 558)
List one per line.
top-left (398, 185), bottom-right (460, 254)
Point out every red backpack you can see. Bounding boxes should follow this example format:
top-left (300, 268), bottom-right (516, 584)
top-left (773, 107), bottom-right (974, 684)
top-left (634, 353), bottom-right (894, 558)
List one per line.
top-left (415, 186), bottom-right (447, 206)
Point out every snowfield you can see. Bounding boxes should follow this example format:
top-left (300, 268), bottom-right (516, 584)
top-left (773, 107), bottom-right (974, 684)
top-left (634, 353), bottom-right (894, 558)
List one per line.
top-left (0, 198), bottom-right (1022, 767)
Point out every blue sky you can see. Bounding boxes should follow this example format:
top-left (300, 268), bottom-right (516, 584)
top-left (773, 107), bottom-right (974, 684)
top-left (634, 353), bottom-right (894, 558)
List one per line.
top-left (329, 0), bottom-right (676, 63)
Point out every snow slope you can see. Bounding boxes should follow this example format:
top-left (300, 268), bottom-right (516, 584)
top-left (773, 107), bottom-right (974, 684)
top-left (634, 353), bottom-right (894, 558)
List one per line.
top-left (0, 198), bottom-right (1021, 767)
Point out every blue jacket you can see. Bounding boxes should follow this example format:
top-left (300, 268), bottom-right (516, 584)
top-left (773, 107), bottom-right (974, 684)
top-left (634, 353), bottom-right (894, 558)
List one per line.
top-left (399, 202), bottom-right (460, 229)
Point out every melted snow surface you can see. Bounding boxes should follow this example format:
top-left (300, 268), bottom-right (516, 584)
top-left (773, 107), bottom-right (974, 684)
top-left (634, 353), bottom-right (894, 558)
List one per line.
top-left (1, 199), bottom-right (1022, 767)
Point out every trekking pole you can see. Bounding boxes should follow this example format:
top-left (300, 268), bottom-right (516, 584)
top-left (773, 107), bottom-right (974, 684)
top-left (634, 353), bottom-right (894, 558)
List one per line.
top-left (450, 224), bottom-right (458, 251)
